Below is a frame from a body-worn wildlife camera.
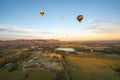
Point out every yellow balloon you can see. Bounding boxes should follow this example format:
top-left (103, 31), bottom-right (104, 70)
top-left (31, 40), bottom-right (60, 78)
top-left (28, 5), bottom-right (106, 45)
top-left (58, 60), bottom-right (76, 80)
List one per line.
top-left (61, 16), bottom-right (64, 19)
top-left (40, 10), bottom-right (44, 16)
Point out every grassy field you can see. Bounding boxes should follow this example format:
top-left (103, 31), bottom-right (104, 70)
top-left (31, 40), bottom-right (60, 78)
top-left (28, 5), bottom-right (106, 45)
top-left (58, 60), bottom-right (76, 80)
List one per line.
top-left (0, 70), bottom-right (57, 80)
top-left (0, 54), bottom-right (63, 80)
top-left (65, 54), bottom-right (120, 80)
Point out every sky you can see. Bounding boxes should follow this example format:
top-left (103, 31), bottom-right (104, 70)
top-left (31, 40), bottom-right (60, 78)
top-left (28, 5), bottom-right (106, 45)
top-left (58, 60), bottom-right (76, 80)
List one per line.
top-left (0, 0), bottom-right (120, 41)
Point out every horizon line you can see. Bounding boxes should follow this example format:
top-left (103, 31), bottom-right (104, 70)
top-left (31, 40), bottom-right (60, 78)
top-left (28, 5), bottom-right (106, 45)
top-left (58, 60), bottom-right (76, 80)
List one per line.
top-left (0, 38), bottom-right (120, 42)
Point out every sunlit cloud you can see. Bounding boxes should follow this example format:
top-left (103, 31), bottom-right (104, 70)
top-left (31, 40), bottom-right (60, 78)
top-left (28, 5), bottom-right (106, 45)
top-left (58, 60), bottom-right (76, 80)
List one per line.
top-left (0, 34), bottom-right (36, 40)
top-left (88, 19), bottom-right (120, 34)
top-left (0, 24), bottom-right (55, 34)
top-left (0, 24), bottom-right (69, 40)
top-left (0, 20), bottom-right (120, 41)
top-left (62, 19), bottom-right (120, 41)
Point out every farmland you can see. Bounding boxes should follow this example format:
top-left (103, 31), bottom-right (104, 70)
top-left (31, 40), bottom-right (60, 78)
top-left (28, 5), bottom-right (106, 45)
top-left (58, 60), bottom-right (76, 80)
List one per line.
top-left (65, 54), bottom-right (120, 80)
top-left (0, 40), bottom-right (120, 80)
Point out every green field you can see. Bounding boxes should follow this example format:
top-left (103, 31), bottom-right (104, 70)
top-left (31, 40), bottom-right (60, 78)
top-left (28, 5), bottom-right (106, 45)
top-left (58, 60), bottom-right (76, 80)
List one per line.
top-left (0, 54), bottom-right (63, 80)
top-left (65, 54), bottom-right (120, 80)
top-left (0, 69), bottom-right (56, 80)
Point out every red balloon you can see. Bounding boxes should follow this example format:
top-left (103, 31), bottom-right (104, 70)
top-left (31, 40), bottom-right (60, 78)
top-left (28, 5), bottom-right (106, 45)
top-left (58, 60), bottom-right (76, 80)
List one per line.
top-left (28, 40), bottom-right (32, 44)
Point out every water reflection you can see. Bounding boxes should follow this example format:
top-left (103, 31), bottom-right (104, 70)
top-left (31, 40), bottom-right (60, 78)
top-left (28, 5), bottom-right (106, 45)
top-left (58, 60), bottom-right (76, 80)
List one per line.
top-left (55, 48), bottom-right (75, 52)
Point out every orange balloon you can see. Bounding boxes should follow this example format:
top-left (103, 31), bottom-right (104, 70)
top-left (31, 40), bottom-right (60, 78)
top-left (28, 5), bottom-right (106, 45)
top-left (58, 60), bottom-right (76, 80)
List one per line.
top-left (77, 15), bottom-right (83, 22)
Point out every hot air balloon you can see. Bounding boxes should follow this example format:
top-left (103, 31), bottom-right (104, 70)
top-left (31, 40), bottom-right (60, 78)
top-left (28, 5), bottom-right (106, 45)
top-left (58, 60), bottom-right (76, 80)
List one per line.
top-left (28, 40), bottom-right (32, 44)
top-left (61, 16), bottom-right (64, 19)
top-left (77, 15), bottom-right (83, 22)
top-left (40, 10), bottom-right (44, 16)
top-left (66, 34), bottom-right (68, 37)
top-left (90, 49), bottom-right (94, 53)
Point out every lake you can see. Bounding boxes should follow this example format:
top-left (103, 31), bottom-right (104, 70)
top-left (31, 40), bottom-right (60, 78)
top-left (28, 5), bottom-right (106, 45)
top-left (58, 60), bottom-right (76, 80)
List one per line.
top-left (55, 48), bottom-right (75, 52)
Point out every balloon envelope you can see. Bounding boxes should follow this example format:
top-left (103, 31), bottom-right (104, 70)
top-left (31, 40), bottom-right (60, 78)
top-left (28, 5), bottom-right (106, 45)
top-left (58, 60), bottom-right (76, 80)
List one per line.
top-left (28, 40), bottom-right (32, 44)
top-left (40, 10), bottom-right (44, 16)
top-left (77, 15), bottom-right (83, 22)
top-left (61, 16), bottom-right (64, 19)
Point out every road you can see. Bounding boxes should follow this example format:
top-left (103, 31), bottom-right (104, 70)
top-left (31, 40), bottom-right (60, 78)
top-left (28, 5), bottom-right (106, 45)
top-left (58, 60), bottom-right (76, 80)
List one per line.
top-left (59, 57), bottom-right (71, 80)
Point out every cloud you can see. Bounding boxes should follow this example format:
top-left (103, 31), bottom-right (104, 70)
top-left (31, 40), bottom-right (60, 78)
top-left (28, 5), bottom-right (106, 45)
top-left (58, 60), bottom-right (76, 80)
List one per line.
top-left (88, 18), bottom-right (95, 23)
top-left (0, 34), bottom-right (37, 40)
top-left (0, 24), bottom-right (68, 40)
top-left (0, 24), bottom-right (55, 34)
top-left (88, 20), bottom-right (120, 34)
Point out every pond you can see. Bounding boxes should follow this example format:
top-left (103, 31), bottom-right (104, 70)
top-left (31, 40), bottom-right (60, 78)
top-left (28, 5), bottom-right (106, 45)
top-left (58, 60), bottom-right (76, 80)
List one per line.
top-left (3, 62), bottom-right (13, 67)
top-left (55, 48), bottom-right (75, 52)
top-left (28, 57), bottom-right (39, 62)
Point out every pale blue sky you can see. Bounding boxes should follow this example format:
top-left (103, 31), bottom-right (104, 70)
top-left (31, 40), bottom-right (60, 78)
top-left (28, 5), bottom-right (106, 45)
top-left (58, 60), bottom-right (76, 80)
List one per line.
top-left (0, 0), bottom-right (120, 41)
